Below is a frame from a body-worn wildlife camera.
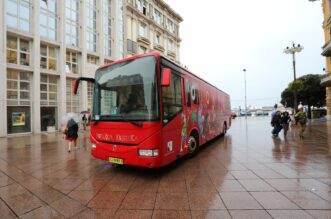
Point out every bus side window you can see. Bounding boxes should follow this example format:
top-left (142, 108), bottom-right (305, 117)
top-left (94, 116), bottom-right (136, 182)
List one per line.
top-left (185, 79), bottom-right (191, 107)
top-left (191, 87), bottom-right (199, 104)
top-left (162, 71), bottom-right (183, 124)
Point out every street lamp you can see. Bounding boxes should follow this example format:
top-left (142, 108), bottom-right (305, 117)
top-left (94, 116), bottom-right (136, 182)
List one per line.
top-left (284, 42), bottom-right (303, 113)
top-left (243, 69), bottom-right (247, 119)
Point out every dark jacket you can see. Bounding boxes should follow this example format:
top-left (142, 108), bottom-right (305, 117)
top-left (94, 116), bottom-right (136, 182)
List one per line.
top-left (66, 119), bottom-right (78, 138)
top-left (280, 114), bottom-right (291, 124)
top-left (271, 114), bottom-right (281, 127)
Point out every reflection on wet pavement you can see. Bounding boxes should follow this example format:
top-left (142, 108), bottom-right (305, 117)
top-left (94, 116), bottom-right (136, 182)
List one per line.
top-left (0, 117), bottom-right (330, 218)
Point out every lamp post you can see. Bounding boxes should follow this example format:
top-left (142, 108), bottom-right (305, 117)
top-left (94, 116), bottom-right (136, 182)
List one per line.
top-left (243, 69), bottom-right (247, 119)
top-left (284, 42), bottom-right (303, 113)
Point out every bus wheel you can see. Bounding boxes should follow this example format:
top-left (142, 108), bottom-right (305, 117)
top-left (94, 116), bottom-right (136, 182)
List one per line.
top-left (188, 135), bottom-right (198, 157)
top-left (221, 123), bottom-right (227, 137)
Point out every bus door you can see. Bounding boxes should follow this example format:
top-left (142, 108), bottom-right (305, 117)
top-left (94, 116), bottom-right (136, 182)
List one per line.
top-left (161, 68), bottom-right (184, 163)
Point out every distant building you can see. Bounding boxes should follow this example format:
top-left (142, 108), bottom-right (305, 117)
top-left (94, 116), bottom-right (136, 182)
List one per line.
top-left (125, 0), bottom-right (183, 63)
top-left (0, 0), bottom-right (183, 136)
top-left (319, 0), bottom-right (331, 119)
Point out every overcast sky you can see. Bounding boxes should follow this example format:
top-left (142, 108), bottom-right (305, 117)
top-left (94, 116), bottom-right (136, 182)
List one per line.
top-left (164, 0), bottom-right (325, 108)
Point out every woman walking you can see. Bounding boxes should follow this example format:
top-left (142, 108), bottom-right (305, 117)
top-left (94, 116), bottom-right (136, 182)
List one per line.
top-left (64, 118), bottom-right (79, 152)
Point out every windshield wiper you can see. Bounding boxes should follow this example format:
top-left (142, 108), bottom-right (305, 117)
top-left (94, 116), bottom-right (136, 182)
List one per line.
top-left (120, 115), bottom-right (143, 127)
top-left (130, 121), bottom-right (143, 127)
top-left (92, 115), bottom-right (143, 127)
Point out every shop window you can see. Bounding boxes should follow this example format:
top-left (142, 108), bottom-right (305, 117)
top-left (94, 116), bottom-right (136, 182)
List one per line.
top-left (7, 106), bottom-right (31, 134)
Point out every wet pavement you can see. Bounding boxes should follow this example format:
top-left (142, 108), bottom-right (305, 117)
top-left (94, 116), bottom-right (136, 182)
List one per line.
top-left (0, 117), bottom-right (331, 218)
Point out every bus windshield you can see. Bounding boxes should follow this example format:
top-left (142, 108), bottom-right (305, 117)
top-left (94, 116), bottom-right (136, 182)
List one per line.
top-left (93, 56), bottom-right (159, 122)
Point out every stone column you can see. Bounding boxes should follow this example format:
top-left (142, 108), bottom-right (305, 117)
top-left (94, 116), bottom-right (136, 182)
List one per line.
top-left (327, 87), bottom-right (331, 120)
top-left (81, 0), bottom-right (88, 112)
top-left (0, 0), bottom-right (7, 136)
top-left (98, 0), bottom-right (105, 65)
top-left (58, 0), bottom-right (67, 129)
top-left (32, 0), bottom-right (41, 133)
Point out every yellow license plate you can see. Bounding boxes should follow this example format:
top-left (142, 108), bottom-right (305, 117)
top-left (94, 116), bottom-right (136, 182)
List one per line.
top-left (109, 157), bottom-right (124, 165)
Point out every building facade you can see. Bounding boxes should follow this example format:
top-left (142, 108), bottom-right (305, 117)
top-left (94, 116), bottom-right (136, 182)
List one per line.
top-left (124, 0), bottom-right (182, 63)
top-left (321, 0), bottom-right (331, 118)
top-left (0, 0), bottom-right (182, 136)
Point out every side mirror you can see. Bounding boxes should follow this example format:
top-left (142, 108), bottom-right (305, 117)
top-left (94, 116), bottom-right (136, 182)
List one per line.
top-left (73, 77), bottom-right (95, 95)
top-left (161, 68), bottom-right (171, 87)
top-left (73, 79), bottom-right (79, 94)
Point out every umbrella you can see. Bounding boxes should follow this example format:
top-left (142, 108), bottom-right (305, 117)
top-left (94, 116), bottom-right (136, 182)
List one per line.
top-left (80, 110), bottom-right (89, 114)
top-left (60, 112), bottom-right (80, 131)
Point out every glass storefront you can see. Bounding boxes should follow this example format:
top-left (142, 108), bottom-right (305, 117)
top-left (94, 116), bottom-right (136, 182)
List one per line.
top-left (7, 106), bottom-right (31, 134)
top-left (40, 107), bottom-right (57, 132)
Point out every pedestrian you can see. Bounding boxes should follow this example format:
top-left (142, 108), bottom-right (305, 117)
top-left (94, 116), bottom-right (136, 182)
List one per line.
top-left (280, 111), bottom-right (291, 136)
top-left (294, 105), bottom-right (307, 138)
top-left (82, 114), bottom-right (87, 130)
top-left (271, 111), bottom-right (282, 137)
top-left (64, 118), bottom-right (79, 152)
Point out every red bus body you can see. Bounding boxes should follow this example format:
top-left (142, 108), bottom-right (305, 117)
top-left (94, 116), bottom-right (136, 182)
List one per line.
top-left (87, 52), bottom-right (231, 168)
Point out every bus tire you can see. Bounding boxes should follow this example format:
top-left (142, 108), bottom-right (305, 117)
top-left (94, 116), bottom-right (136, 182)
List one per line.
top-left (188, 134), bottom-right (198, 157)
top-left (220, 123), bottom-right (227, 137)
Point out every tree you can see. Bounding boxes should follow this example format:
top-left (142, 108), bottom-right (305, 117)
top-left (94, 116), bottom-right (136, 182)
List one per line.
top-left (281, 74), bottom-right (326, 119)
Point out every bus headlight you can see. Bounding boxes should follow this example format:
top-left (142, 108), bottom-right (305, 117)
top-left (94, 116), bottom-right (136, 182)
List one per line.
top-left (138, 149), bottom-right (159, 157)
top-left (91, 143), bottom-right (96, 149)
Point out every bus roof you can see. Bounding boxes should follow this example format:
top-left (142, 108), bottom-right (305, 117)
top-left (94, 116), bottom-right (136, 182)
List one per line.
top-left (97, 51), bottom-right (230, 97)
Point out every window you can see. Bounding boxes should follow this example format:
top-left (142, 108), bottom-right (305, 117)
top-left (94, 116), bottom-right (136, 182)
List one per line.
top-left (40, 74), bottom-right (57, 106)
top-left (162, 69), bottom-right (182, 123)
top-left (87, 55), bottom-right (98, 64)
top-left (185, 79), bottom-right (191, 106)
top-left (175, 25), bottom-right (179, 36)
top-left (136, 0), bottom-right (146, 14)
top-left (40, 0), bottom-right (57, 40)
top-left (6, 35), bottom-right (30, 66)
top-left (104, 59), bottom-right (113, 64)
top-left (66, 51), bottom-right (78, 74)
top-left (66, 78), bottom-right (80, 113)
top-left (65, 0), bottom-right (79, 46)
top-left (139, 46), bottom-right (147, 54)
top-left (139, 23), bottom-right (146, 37)
top-left (87, 82), bottom-right (93, 112)
top-left (142, 3), bottom-right (147, 15)
top-left (154, 9), bottom-right (162, 25)
top-left (7, 70), bottom-right (30, 102)
top-left (118, 0), bottom-right (124, 58)
top-left (167, 19), bottom-right (174, 33)
top-left (127, 39), bottom-right (137, 54)
top-left (6, 0), bottom-right (30, 32)
top-left (155, 33), bottom-right (161, 45)
top-left (86, 0), bottom-right (97, 52)
top-left (103, 0), bottom-right (112, 57)
top-left (168, 39), bottom-right (173, 52)
top-left (40, 44), bottom-right (57, 70)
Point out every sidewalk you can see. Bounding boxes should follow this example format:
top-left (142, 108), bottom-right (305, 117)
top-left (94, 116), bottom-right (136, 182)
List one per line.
top-left (0, 117), bottom-right (330, 218)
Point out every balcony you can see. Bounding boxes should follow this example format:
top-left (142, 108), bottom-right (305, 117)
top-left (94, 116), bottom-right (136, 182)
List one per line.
top-left (321, 73), bottom-right (331, 87)
top-left (322, 40), bottom-right (331, 57)
top-left (137, 36), bottom-right (151, 45)
top-left (153, 44), bottom-right (165, 52)
top-left (167, 51), bottom-right (176, 58)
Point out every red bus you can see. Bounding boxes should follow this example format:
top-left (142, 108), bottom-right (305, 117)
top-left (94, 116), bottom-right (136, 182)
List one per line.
top-left (74, 52), bottom-right (231, 168)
